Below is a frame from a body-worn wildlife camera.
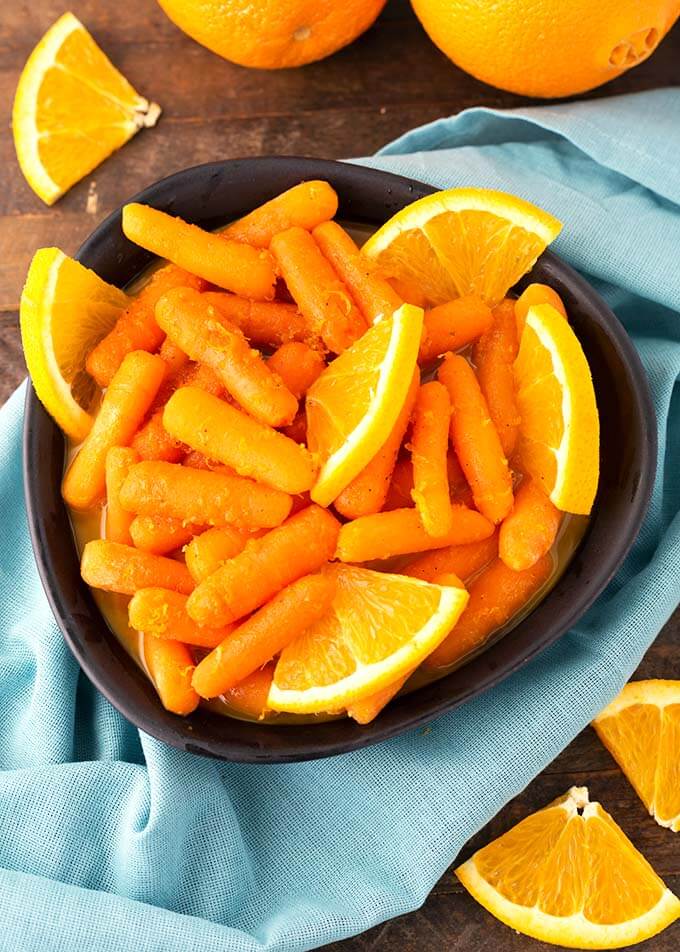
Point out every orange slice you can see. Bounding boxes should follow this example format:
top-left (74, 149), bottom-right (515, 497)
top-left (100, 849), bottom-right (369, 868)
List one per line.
top-left (267, 564), bottom-right (468, 714)
top-left (513, 302), bottom-right (599, 514)
top-left (12, 12), bottom-right (160, 205)
top-left (593, 680), bottom-right (680, 832)
top-left (456, 786), bottom-right (680, 949)
top-left (306, 303), bottom-right (423, 507)
top-left (361, 188), bottom-right (562, 306)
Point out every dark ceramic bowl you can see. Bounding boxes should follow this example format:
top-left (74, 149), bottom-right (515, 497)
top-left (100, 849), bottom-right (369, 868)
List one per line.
top-left (23, 157), bottom-right (656, 763)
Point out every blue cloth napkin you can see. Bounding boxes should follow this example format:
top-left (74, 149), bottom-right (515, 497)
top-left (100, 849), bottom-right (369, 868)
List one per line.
top-left (1, 89), bottom-right (679, 952)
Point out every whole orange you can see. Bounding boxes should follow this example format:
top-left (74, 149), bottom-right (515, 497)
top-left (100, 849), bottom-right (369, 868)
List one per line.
top-left (410, 0), bottom-right (680, 97)
top-left (156, 0), bottom-right (388, 69)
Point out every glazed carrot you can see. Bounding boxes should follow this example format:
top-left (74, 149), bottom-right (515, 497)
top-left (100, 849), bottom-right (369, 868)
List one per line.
top-left (387, 276), bottom-right (428, 309)
top-left (384, 451), bottom-right (470, 512)
top-left (313, 220), bottom-right (403, 322)
top-left (129, 514), bottom-right (202, 555)
top-left (282, 412), bottom-right (308, 444)
top-left (192, 573), bottom-right (335, 698)
top-left (183, 450), bottom-right (238, 475)
top-left (439, 353), bottom-right (513, 524)
top-left (403, 533), bottom-right (498, 583)
top-left (223, 181), bottom-right (339, 247)
top-left (156, 288), bottom-right (298, 426)
top-left (425, 554), bottom-right (553, 668)
top-left (143, 634), bottom-right (199, 715)
top-left (81, 539), bottom-right (194, 596)
top-left (63, 351), bottom-right (167, 510)
top-left (499, 479), bottom-right (562, 572)
top-left (410, 380), bottom-right (453, 537)
top-left (86, 265), bottom-right (202, 387)
top-left (347, 673), bottom-right (410, 725)
top-left (334, 370), bottom-right (419, 519)
top-left (122, 204), bottom-right (276, 300)
top-left (129, 588), bottom-right (233, 648)
top-left (515, 283), bottom-right (567, 335)
top-left (270, 227), bottom-right (368, 353)
top-left (105, 447), bottom-right (139, 545)
top-left (158, 337), bottom-right (189, 375)
top-left (335, 506), bottom-right (494, 563)
top-left (185, 525), bottom-right (254, 582)
top-left (267, 342), bottom-right (326, 399)
top-left (220, 662), bottom-right (274, 720)
top-left (419, 296), bottom-right (493, 365)
top-left (119, 460), bottom-right (292, 529)
top-left (473, 298), bottom-right (521, 458)
top-left (132, 411), bottom-right (184, 463)
top-left (187, 505), bottom-right (340, 627)
top-left (163, 387), bottom-right (316, 494)
top-left (202, 292), bottom-right (313, 349)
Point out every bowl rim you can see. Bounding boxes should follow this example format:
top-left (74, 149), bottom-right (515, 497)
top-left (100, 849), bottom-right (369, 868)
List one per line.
top-left (23, 155), bottom-right (657, 762)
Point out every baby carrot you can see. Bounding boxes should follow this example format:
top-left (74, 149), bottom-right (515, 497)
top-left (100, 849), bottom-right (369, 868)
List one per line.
top-left (105, 447), bottom-right (139, 545)
top-left (282, 411), bottom-right (308, 444)
top-left (122, 203), bottom-right (276, 300)
top-left (473, 298), bottom-right (521, 458)
top-left (499, 478), bottom-right (562, 572)
top-left (185, 525), bottom-right (254, 582)
top-left (267, 342), bottom-right (326, 399)
top-left (63, 351), bottom-right (167, 510)
top-left (158, 337), bottom-right (189, 375)
top-left (120, 460), bottom-right (292, 529)
top-left (220, 662), bottom-right (274, 720)
top-left (187, 505), bottom-right (340, 627)
top-left (335, 506), bottom-right (494, 563)
top-left (402, 533), bottom-right (498, 583)
top-left (129, 588), bottom-right (233, 648)
top-left (163, 387), bottom-right (316, 494)
top-left (410, 380), bottom-right (453, 537)
top-left (201, 292), bottom-right (313, 349)
top-left (86, 265), bottom-right (203, 388)
top-left (129, 514), bottom-right (202, 555)
top-left (270, 227), bottom-right (368, 353)
top-left (439, 353), bottom-right (513, 524)
top-left (515, 283), bottom-right (567, 336)
top-left (132, 411), bottom-right (184, 463)
top-left (156, 288), bottom-right (298, 426)
top-left (387, 276), bottom-right (428, 309)
top-left (425, 554), bottom-right (553, 668)
top-left (383, 458), bottom-right (415, 511)
top-left (419, 296), bottom-right (493, 365)
top-left (334, 369), bottom-right (419, 519)
top-left (143, 634), bottom-right (199, 715)
top-left (81, 539), bottom-right (194, 596)
top-left (347, 673), bottom-right (410, 725)
top-left (183, 450), bottom-right (238, 475)
top-left (192, 573), bottom-right (335, 698)
top-left (223, 181), bottom-right (339, 247)
top-left (312, 220), bottom-right (403, 322)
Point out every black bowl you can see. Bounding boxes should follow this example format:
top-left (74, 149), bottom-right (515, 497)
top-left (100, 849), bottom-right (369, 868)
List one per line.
top-left (23, 157), bottom-right (656, 762)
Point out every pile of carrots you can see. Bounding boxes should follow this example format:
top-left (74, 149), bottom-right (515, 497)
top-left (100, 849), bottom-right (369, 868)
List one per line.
top-left (62, 180), bottom-right (568, 723)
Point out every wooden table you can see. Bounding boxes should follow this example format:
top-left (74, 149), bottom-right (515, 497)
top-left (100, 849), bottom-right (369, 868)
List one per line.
top-left (2, 2), bottom-right (678, 949)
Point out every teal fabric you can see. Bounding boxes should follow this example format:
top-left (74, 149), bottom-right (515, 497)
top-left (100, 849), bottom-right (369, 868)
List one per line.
top-left (1, 88), bottom-right (679, 951)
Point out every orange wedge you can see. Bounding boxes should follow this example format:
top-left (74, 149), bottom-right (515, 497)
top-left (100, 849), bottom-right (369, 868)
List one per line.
top-left (267, 564), bottom-right (468, 714)
top-left (12, 12), bottom-right (160, 205)
top-left (593, 680), bottom-right (680, 832)
top-left (513, 302), bottom-right (599, 514)
top-left (456, 786), bottom-right (680, 949)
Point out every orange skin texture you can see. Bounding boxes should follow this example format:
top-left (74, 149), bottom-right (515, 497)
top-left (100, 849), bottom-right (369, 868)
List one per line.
top-left (185, 526), bottom-right (256, 582)
top-left (129, 588), bottom-right (234, 649)
top-left (410, 0), bottom-right (680, 98)
top-left (224, 181), bottom-right (338, 246)
top-left (403, 532), bottom-right (499, 584)
top-left (186, 505), bottom-right (340, 628)
top-left (81, 540), bottom-right (195, 596)
top-left (439, 353), bottom-right (514, 524)
top-left (201, 292), bottom-right (313, 349)
top-left (143, 634), bottom-right (199, 715)
top-left (473, 298), bottom-right (521, 458)
top-left (220, 663), bottom-right (275, 720)
top-left (104, 447), bottom-right (139, 545)
top-left (419, 296), bottom-right (493, 365)
top-left (267, 342), bottom-right (326, 399)
top-left (499, 478), bottom-right (563, 572)
top-left (270, 227), bottom-right (368, 353)
top-left (129, 514), bottom-right (203, 556)
top-left (155, 0), bottom-right (388, 69)
top-left (410, 380), bottom-right (454, 537)
top-left (425, 554), bottom-right (553, 668)
top-left (192, 573), bottom-right (335, 698)
top-left (515, 283), bottom-right (567, 337)
top-left (334, 369), bottom-right (420, 520)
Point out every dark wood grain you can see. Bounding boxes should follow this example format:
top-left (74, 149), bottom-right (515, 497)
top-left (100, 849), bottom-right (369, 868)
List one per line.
top-left (1, 1), bottom-right (679, 948)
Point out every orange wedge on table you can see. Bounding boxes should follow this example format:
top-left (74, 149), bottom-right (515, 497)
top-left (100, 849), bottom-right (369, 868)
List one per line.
top-left (514, 302), bottom-right (600, 514)
top-left (361, 188), bottom-right (562, 306)
top-left (593, 680), bottom-right (680, 832)
top-left (456, 786), bottom-right (680, 949)
top-left (267, 564), bottom-right (469, 714)
top-left (13, 12), bottom-right (160, 205)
